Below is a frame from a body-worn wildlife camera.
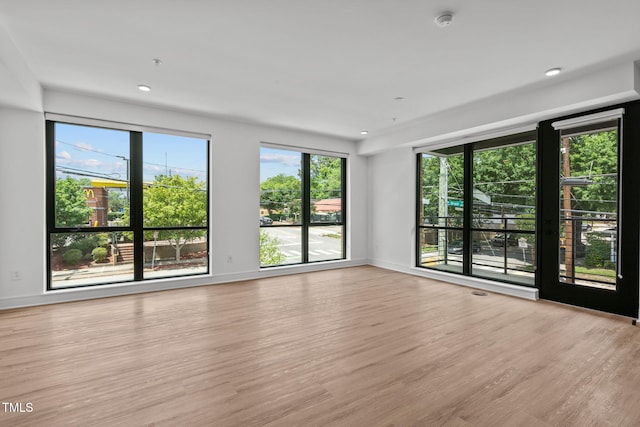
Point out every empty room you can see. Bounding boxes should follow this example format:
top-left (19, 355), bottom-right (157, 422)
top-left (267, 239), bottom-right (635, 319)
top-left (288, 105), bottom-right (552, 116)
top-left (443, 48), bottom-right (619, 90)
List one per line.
top-left (1, 1), bottom-right (640, 426)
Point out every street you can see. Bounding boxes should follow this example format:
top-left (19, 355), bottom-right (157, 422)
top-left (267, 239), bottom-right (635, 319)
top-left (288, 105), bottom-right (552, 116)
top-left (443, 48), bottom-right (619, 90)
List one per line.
top-left (262, 225), bottom-right (343, 263)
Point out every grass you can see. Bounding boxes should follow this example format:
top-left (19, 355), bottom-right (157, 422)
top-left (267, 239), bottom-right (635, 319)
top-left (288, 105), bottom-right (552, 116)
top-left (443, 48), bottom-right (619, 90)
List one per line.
top-left (323, 233), bottom-right (342, 239)
top-left (575, 266), bottom-right (616, 278)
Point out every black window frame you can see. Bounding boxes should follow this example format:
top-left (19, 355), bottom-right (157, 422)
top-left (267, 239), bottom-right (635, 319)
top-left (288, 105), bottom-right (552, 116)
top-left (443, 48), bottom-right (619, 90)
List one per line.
top-left (260, 149), bottom-right (347, 267)
top-left (416, 147), bottom-right (465, 274)
top-left (416, 131), bottom-right (538, 286)
top-left (46, 119), bottom-right (210, 290)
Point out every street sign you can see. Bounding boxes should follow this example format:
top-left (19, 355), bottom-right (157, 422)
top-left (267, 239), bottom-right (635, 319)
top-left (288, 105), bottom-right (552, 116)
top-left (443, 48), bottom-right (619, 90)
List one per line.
top-left (447, 199), bottom-right (464, 208)
top-left (518, 238), bottom-right (529, 263)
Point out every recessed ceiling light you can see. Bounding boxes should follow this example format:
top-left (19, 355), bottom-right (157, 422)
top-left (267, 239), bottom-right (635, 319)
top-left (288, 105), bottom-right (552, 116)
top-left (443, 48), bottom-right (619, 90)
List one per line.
top-left (545, 67), bottom-right (562, 77)
top-left (138, 84), bottom-right (152, 92)
top-left (394, 97), bottom-right (406, 101)
top-left (360, 130), bottom-right (369, 135)
top-left (152, 58), bottom-right (162, 66)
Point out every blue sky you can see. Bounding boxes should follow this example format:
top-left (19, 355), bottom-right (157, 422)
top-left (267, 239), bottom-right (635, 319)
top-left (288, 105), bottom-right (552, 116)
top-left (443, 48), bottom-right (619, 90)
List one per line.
top-left (260, 147), bottom-right (301, 182)
top-left (55, 123), bottom-right (208, 183)
top-left (55, 124), bottom-right (303, 185)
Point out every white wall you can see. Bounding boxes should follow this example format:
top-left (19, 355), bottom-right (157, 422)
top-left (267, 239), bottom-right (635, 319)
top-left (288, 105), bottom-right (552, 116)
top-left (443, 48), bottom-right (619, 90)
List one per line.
top-left (367, 147), bottom-right (415, 269)
top-left (0, 90), bottom-right (368, 309)
top-left (0, 108), bottom-right (46, 299)
top-left (0, 17), bottom-right (42, 112)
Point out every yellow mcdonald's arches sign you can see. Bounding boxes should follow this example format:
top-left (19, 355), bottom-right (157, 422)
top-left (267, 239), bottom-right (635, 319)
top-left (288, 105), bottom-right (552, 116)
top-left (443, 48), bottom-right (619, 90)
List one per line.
top-left (83, 188), bottom-right (95, 199)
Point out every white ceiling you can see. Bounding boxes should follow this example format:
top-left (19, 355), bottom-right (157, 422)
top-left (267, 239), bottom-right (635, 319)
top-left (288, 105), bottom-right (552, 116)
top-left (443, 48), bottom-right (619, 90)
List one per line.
top-left (1, 0), bottom-right (640, 140)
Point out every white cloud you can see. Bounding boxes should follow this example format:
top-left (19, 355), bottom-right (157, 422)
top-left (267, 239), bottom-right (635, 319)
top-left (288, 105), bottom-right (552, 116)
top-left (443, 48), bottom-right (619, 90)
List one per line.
top-left (74, 142), bottom-right (97, 152)
top-left (260, 153), bottom-right (300, 167)
top-left (57, 150), bottom-right (72, 160)
top-left (85, 159), bottom-right (102, 168)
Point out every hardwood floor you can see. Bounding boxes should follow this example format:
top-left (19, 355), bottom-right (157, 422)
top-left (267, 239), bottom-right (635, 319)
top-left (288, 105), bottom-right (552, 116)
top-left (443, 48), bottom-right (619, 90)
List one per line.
top-left (1, 266), bottom-right (639, 426)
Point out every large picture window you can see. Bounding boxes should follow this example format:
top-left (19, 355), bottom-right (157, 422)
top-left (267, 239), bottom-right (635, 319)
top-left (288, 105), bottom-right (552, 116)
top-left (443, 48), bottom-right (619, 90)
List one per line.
top-left (47, 119), bottom-right (209, 289)
top-left (259, 146), bottom-right (346, 267)
top-left (417, 131), bottom-right (537, 286)
top-left (471, 140), bottom-right (536, 285)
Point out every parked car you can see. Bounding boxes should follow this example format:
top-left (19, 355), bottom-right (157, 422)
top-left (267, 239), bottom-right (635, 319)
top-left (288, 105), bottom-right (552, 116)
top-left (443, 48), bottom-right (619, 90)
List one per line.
top-left (491, 232), bottom-right (518, 247)
top-left (447, 240), bottom-right (481, 254)
top-left (259, 216), bottom-right (273, 226)
top-left (581, 222), bottom-right (593, 232)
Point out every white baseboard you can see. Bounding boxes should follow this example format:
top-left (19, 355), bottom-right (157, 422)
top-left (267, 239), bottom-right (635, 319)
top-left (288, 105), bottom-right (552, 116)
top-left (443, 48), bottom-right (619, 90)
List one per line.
top-left (368, 258), bottom-right (539, 301)
top-left (0, 258), bottom-right (369, 310)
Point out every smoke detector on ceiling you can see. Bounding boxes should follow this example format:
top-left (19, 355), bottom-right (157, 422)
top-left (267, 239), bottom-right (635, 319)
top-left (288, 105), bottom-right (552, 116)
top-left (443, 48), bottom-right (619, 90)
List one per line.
top-left (435, 12), bottom-right (454, 27)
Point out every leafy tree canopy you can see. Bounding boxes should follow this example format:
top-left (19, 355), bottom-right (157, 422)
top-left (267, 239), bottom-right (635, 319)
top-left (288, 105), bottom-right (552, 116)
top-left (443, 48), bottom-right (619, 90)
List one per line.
top-left (420, 131), bottom-right (617, 227)
top-left (55, 177), bottom-right (92, 227)
top-left (141, 174), bottom-right (207, 260)
top-left (310, 156), bottom-right (342, 200)
top-left (144, 175), bottom-right (207, 228)
top-left (566, 131), bottom-right (617, 216)
top-left (260, 173), bottom-right (301, 218)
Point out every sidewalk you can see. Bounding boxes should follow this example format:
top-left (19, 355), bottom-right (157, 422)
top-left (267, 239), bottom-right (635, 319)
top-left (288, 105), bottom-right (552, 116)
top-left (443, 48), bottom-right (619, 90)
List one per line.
top-left (51, 257), bottom-right (208, 287)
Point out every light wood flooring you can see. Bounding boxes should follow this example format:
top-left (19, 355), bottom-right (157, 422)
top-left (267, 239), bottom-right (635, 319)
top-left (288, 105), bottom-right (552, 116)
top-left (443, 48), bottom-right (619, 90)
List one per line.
top-left (1, 266), bottom-right (639, 426)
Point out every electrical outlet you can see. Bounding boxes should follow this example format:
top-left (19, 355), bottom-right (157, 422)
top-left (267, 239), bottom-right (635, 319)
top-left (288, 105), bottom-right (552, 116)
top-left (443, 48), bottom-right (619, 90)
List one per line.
top-left (10, 271), bottom-right (21, 281)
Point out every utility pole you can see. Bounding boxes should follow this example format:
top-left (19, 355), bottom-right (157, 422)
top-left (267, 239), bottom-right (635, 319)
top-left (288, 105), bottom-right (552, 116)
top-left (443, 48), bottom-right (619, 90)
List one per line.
top-left (438, 157), bottom-right (449, 260)
top-left (562, 137), bottom-right (574, 281)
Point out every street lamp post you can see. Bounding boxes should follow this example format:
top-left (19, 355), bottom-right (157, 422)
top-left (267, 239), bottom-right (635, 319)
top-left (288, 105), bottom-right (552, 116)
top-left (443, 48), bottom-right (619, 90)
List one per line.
top-left (116, 155), bottom-right (130, 205)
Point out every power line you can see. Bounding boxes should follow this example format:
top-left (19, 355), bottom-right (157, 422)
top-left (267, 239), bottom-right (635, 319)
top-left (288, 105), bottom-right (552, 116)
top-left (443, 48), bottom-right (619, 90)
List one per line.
top-left (56, 139), bottom-right (207, 174)
top-left (56, 167), bottom-right (127, 182)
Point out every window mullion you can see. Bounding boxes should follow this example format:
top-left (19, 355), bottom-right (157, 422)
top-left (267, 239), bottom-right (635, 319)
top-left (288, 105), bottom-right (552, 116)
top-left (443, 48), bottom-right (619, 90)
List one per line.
top-left (302, 153), bottom-right (310, 263)
top-left (463, 144), bottom-right (472, 275)
top-left (130, 131), bottom-right (144, 281)
top-left (341, 157), bottom-right (347, 258)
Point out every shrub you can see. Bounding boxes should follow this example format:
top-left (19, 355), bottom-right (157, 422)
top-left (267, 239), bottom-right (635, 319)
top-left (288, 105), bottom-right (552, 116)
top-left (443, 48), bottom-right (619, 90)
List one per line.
top-left (585, 233), bottom-right (611, 268)
top-left (67, 238), bottom-right (98, 255)
top-left (92, 247), bottom-right (109, 263)
top-left (259, 230), bottom-right (286, 266)
top-left (108, 211), bottom-right (123, 221)
top-left (95, 233), bottom-right (109, 248)
top-left (63, 249), bottom-right (83, 265)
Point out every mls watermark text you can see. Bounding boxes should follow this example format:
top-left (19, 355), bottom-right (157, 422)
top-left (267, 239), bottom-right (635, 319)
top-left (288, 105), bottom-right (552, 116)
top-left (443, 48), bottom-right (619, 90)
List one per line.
top-left (2, 402), bottom-right (33, 413)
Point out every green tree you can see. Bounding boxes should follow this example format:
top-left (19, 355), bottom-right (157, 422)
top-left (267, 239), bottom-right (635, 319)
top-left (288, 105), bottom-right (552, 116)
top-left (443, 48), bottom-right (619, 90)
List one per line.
top-left (259, 230), bottom-right (286, 266)
top-left (420, 154), bottom-right (464, 223)
top-left (108, 189), bottom-right (126, 221)
top-left (260, 173), bottom-right (301, 220)
top-left (52, 177), bottom-right (93, 249)
top-left (473, 143), bottom-right (536, 210)
top-left (566, 130), bottom-right (617, 215)
top-left (310, 155), bottom-right (342, 200)
top-left (142, 175), bottom-right (207, 261)
top-left (420, 145), bottom-right (538, 226)
top-left (55, 177), bottom-right (92, 227)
